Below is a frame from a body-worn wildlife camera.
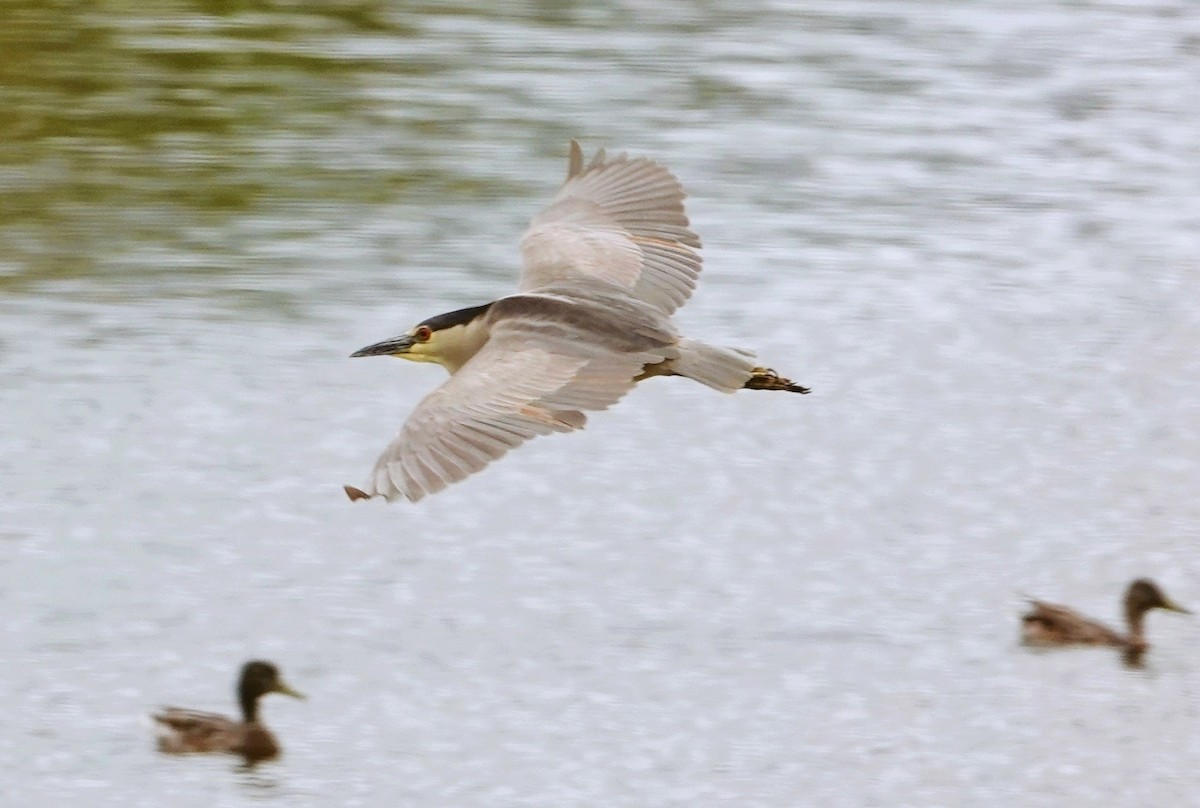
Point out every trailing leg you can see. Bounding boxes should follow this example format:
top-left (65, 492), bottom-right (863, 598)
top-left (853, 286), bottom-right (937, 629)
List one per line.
top-left (743, 367), bottom-right (810, 394)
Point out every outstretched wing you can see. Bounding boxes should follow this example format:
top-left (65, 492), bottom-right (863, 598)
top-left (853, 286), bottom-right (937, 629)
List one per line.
top-left (518, 140), bottom-right (702, 314)
top-left (355, 314), bottom-right (674, 502)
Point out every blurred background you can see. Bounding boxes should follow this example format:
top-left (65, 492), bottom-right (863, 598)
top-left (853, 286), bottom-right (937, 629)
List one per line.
top-left (2, 1), bottom-right (1199, 805)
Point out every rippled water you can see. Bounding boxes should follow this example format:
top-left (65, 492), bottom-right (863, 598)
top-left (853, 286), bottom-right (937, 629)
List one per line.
top-left (3, 1), bottom-right (1200, 805)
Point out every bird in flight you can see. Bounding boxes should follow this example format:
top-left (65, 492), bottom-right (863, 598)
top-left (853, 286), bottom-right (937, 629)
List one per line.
top-left (347, 140), bottom-right (808, 502)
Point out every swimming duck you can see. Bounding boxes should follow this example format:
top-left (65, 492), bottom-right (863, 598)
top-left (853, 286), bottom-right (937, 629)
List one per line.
top-left (1021, 578), bottom-right (1190, 658)
top-left (153, 660), bottom-right (304, 762)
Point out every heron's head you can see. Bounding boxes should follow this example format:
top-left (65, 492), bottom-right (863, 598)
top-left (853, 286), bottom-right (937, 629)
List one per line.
top-left (351, 302), bottom-right (494, 372)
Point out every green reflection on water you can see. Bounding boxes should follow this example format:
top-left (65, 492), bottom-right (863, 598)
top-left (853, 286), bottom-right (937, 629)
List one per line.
top-left (0, 1), bottom-right (443, 294)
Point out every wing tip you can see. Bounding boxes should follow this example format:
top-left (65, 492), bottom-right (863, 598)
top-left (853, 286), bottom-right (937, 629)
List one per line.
top-left (344, 484), bottom-right (373, 502)
top-left (568, 139), bottom-right (584, 179)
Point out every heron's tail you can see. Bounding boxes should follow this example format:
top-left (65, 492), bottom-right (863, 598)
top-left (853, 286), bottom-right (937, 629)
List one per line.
top-left (660, 339), bottom-right (810, 394)
top-left (672, 339), bottom-right (760, 393)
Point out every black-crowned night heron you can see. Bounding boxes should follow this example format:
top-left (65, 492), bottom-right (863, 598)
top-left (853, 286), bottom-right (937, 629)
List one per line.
top-left (347, 140), bottom-right (808, 503)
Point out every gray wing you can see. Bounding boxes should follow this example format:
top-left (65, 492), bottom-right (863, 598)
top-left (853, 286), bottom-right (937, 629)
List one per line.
top-left (518, 140), bottom-right (702, 314)
top-left (357, 317), bottom-right (674, 502)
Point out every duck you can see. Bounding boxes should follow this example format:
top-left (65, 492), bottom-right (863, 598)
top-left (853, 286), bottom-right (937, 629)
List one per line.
top-left (1021, 578), bottom-right (1190, 660)
top-left (153, 660), bottom-right (304, 763)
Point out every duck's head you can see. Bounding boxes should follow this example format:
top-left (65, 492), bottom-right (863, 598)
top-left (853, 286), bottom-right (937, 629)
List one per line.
top-left (1125, 578), bottom-right (1191, 618)
top-left (238, 660), bottom-right (304, 720)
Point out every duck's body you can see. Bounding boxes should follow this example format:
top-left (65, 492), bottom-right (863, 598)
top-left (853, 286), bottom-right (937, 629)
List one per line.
top-left (153, 660), bottom-right (303, 763)
top-left (1021, 578), bottom-right (1190, 655)
top-left (154, 707), bottom-right (282, 761)
top-left (1021, 601), bottom-right (1133, 648)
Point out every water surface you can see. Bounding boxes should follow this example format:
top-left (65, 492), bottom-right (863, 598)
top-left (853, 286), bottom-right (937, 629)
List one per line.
top-left (2, 2), bottom-right (1199, 805)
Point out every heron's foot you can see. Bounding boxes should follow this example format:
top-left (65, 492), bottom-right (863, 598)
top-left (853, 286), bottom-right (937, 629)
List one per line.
top-left (344, 485), bottom-right (372, 501)
top-left (744, 367), bottom-right (810, 394)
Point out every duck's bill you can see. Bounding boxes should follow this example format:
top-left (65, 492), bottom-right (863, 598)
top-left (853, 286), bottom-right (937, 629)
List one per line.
top-left (275, 681), bottom-right (306, 699)
top-left (1165, 600), bottom-right (1193, 615)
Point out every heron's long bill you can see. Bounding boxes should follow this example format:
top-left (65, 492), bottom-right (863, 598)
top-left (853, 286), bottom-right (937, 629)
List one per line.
top-left (351, 335), bottom-right (414, 358)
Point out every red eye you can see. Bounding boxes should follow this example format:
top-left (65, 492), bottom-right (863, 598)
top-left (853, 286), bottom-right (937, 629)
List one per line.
top-left (414, 326), bottom-right (432, 343)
